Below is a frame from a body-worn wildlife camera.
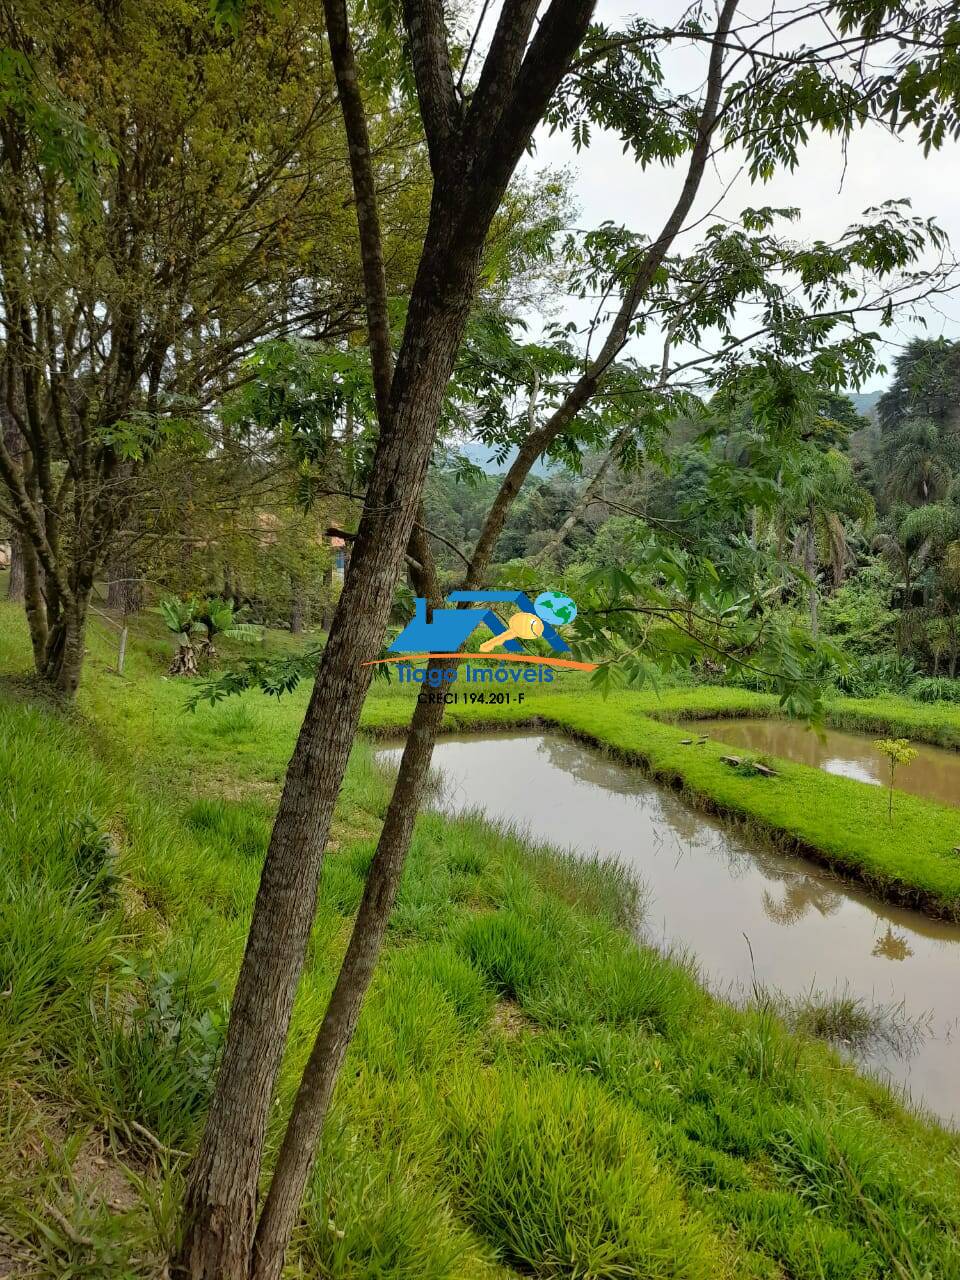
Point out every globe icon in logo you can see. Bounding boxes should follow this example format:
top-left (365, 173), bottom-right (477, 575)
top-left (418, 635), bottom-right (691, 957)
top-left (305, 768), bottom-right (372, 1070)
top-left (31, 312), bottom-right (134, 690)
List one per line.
top-left (533, 591), bottom-right (577, 628)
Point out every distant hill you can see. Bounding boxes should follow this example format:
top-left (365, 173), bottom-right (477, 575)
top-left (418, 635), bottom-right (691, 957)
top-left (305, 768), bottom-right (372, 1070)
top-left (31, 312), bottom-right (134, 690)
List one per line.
top-left (454, 441), bottom-right (556, 477)
top-left (846, 389), bottom-right (883, 418)
top-left (456, 392), bottom-right (885, 473)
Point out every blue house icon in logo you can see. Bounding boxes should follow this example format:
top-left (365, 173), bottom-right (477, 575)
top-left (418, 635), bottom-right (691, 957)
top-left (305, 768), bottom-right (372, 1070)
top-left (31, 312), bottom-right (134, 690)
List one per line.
top-left (390, 591), bottom-right (570, 654)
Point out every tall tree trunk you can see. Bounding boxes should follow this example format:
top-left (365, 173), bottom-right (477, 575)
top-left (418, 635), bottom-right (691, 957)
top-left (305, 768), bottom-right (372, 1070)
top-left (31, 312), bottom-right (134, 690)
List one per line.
top-left (251, 531), bottom-right (442, 1279)
top-left (217, 0), bottom-right (732, 1251)
top-left (107, 553), bottom-right (143, 616)
top-left (41, 594), bottom-right (89, 699)
top-left (6, 531), bottom-right (24, 602)
top-left (176, 1), bottom-right (608, 1270)
top-left (175, 251), bottom-right (481, 1280)
top-left (804, 504), bottom-right (819, 640)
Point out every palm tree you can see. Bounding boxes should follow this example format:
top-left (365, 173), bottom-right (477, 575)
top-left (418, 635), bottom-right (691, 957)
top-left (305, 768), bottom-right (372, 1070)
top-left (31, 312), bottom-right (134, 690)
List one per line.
top-left (783, 449), bottom-right (873, 637)
top-left (159, 597), bottom-right (204, 676)
top-left (159, 597), bottom-right (261, 675)
top-left (193, 598), bottom-right (261, 661)
top-left (874, 503), bottom-right (960, 657)
top-left (874, 418), bottom-right (954, 507)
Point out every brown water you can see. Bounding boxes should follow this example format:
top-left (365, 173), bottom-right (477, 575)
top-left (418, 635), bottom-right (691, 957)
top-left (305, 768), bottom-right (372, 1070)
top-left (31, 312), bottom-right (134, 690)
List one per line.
top-left (693, 718), bottom-right (960, 808)
top-left (377, 731), bottom-right (960, 1124)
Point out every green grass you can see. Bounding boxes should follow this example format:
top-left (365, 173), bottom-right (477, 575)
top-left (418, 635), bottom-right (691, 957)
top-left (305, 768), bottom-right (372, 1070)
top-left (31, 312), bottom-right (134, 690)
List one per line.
top-left (2, 600), bottom-right (960, 1277)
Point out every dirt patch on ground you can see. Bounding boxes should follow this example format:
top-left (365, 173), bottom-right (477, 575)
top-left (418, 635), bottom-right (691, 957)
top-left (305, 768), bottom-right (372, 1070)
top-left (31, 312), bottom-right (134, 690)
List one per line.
top-left (2, 1091), bottom-right (154, 1270)
top-left (0, 1234), bottom-right (33, 1278)
top-left (490, 998), bottom-right (539, 1039)
top-left (70, 1129), bottom-right (141, 1214)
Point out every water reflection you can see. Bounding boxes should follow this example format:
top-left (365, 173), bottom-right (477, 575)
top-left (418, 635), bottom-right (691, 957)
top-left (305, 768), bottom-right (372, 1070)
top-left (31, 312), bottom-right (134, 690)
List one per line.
top-left (378, 730), bottom-right (960, 1124)
top-left (873, 925), bottom-right (914, 962)
top-left (693, 717), bottom-right (960, 808)
top-left (761, 877), bottom-right (842, 926)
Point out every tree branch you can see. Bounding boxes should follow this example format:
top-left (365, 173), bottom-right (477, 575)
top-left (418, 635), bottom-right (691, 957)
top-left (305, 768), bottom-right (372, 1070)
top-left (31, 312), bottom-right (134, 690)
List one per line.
top-left (0, 430), bottom-right (73, 603)
top-left (468, 0), bottom-right (738, 578)
top-left (462, 0), bottom-right (541, 155)
top-left (322, 0), bottom-right (394, 426)
top-left (479, 0), bottom-right (597, 193)
top-left (401, 0), bottom-right (460, 171)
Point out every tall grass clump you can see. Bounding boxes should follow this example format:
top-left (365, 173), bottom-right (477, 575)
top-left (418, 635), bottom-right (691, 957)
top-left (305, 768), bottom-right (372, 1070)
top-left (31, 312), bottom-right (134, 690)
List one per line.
top-left (782, 987), bottom-right (930, 1058)
top-left (459, 895), bottom-right (696, 1037)
top-left (297, 1130), bottom-right (479, 1279)
top-left (443, 1066), bottom-right (726, 1279)
top-left (0, 874), bottom-right (117, 1075)
top-left (184, 796), bottom-right (273, 861)
top-left (458, 901), bottom-right (569, 1004)
top-left (350, 962), bottom-right (468, 1081)
top-left (72, 952), bottom-right (226, 1150)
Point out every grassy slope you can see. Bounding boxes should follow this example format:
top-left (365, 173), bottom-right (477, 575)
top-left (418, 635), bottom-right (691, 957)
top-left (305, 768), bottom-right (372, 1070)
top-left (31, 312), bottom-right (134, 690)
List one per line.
top-left (361, 679), bottom-right (960, 919)
top-left (2, 602), bottom-right (960, 1278)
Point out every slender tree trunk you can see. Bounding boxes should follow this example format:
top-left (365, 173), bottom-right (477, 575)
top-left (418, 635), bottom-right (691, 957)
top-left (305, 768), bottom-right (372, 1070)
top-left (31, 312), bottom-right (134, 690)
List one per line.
top-left (225, 0), bottom-right (735, 1253)
top-left (175, 251), bottom-right (481, 1280)
top-left (41, 594), bottom-right (89, 699)
top-left (534, 428), bottom-right (627, 566)
top-left (176, 1), bottom-right (611, 1269)
top-left (804, 506), bottom-right (818, 640)
top-left (2, 417), bottom-right (25, 602)
top-left (251, 535), bottom-right (443, 1279)
top-left (6, 531), bottom-right (24, 602)
top-left (20, 533), bottom-right (47, 671)
top-left (251, 698), bottom-right (446, 1279)
top-left (289, 578), bottom-right (306, 634)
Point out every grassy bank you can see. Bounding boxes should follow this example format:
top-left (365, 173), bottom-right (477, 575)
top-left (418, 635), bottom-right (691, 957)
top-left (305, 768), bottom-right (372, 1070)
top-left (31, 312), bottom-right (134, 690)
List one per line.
top-left (3, 603), bottom-right (960, 1278)
top-left (361, 681), bottom-right (960, 919)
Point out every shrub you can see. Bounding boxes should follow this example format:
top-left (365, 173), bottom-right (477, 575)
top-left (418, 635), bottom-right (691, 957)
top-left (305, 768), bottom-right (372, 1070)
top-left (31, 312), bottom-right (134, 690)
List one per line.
top-left (833, 653), bottom-right (919, 697)
top-left (58, 807), bottom-right (120, 910)
top-left (907, 675), bottom-right (960, 704)
top-left (77, 956), bottom-right (226, 1148)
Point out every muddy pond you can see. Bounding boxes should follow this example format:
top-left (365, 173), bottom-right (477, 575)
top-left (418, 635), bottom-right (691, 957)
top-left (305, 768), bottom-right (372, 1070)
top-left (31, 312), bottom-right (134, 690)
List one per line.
top-left (377, 731), bottom-right (960, 1125)
top-left (693, 717), bottom-right (960, 808)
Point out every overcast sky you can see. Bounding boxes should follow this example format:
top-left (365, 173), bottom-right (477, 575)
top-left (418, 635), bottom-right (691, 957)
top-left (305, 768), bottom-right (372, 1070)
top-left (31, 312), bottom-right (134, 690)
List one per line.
top-left (514, 2), bottom-right (960, 393)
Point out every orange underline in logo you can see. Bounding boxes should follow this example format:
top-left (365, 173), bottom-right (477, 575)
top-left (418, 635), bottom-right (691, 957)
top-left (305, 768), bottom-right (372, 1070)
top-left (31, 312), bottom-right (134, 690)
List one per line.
top-left (362, 652), bottom-right (598, 672)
